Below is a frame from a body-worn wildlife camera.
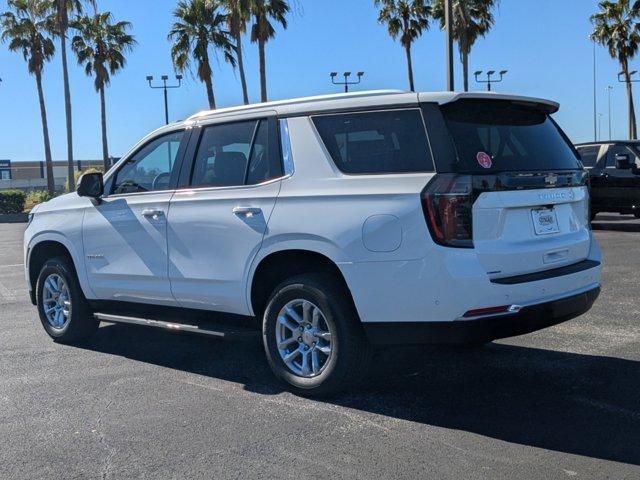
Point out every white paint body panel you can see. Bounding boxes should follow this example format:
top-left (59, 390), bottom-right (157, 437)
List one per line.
top-left (24, 89), bottom-right (600, 328)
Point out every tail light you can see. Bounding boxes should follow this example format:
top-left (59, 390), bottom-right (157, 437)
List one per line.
top-left (421, 174), bottom-right (474, 248)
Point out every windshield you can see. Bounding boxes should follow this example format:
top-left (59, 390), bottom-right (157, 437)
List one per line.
top-left (441, 100), bottom-right (581, 173)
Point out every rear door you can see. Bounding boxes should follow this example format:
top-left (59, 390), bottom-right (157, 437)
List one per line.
top-left (167, 115), bottom-right (283, 314)
top-left (439, 99), bottom-right (590, 278)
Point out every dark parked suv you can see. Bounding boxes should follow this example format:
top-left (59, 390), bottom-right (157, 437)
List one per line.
top-left (575, 141), bottom-right (640, 219)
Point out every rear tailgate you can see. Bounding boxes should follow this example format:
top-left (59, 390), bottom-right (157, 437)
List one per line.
top-left (473, 185), bottom-right (590, 279)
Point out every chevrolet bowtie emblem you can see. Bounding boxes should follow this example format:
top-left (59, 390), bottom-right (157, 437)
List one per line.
top-left (545, 173), bottom-right (558, 186)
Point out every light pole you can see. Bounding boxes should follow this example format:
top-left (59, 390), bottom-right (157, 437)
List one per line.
top-left (146, 74), bottom-right (183, 125)
top-left (598, 113), bottom-right (603, 141)
top-left (330, 71), bottom-right (364, 93)
top-left (593, 40), bottom-right (597, 142)
top-left (474, 70), bottom-right (508, 91)
top-left (606, 85), bottom-right (613, 140)
top-left (444, 0), bottom-right (454, 91)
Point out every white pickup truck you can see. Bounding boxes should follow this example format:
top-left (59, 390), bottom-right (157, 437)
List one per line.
top-left (24, 90), bottom-right (601, 395)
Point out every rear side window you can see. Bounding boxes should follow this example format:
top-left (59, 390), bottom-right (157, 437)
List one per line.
top-left (312, 109), bottom-right (434, 174)
top-left (441, 100), bottom-right (581, 172)
top-left (576, 145), bottom-right (600, 167)
top-left (190, 119), bottom-right (282, 188)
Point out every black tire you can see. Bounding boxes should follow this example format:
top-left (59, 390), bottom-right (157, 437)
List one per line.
top-left (634, 212), bottom-right (640, 219)
top-left (36, 256), bottom-right (98, 343)
top-left (262, 273), bottom-right (371, 397)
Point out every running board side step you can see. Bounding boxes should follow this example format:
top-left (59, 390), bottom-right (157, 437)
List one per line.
top-left (93, 312), bottom-right (257, 339)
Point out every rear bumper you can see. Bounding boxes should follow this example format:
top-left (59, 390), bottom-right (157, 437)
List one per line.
top-left (363, 286), bottom-right (600, 345)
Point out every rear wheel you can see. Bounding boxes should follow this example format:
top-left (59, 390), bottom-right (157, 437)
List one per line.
top-left (262, 273), bottom-right (371, 397)
top-left (36, 257), bottom-right (98, 343)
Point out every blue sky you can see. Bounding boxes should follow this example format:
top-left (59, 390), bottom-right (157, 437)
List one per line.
top-left (0, 0), bottom-right (633, 161)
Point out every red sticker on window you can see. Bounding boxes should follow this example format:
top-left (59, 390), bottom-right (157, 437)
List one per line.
top-left (476, 151), bottom-right (492, 169)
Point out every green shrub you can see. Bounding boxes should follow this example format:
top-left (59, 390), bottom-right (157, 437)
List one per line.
top-left (0, 189), bottom-right (26, 214)
top-left (24, 190), bottom-right (53, 212)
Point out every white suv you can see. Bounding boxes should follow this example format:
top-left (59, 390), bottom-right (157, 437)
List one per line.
top-left (24, 90), bottom-right (602, 395)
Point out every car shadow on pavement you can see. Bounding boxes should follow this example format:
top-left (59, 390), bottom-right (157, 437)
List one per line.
top-left (82, 323), bottom-right (640, 467)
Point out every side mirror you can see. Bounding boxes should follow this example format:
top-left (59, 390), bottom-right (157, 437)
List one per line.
top-left (77, 172), bottom-right (104, 199)
top-left (615, 153), bottom-right (631, 170)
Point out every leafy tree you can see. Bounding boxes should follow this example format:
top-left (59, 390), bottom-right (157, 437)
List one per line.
top-left (592, 0), bottom-right (640, 139)
top-left (71, 11), bottom-right (135, 171)
top-left (433, 0), bottom-right (498, 92)
top-left (1, 0), bottom-right (56, 194)
top-left (249, 0), bottom-right (289, 102)
top-left (169, 0), bottom-right (235, 110)
top-left (375, 0), bottom-right (430, 92)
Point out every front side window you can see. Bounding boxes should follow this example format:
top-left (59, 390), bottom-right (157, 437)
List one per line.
top-left (112, 131), bottom-right (185, 194)
top-left (441, 100), bottom-right (581, 172)
top-left (606, 145), bottom-right (638, 168)
top-left (312, 109), bottom-right (434, 174)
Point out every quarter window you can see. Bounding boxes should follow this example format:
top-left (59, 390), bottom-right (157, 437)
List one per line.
top-left (312, 109), bottom-right (434, 174)
top-left (112, 131), bottom-right (185, 194)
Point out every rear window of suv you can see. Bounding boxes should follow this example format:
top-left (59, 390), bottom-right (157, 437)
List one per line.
top-left (441, 100), bottom-right (581, 173)
top-left (312, 109), bottom-right (434, 174)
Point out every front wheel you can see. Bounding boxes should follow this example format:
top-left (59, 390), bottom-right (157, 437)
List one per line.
top-left (36, 257), bottom-right (98, 343)
top-left (262, 274), bottom-right (371, 397)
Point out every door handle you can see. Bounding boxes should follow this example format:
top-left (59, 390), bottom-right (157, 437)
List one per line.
top-left (141, 209), bottom-right (165, 219)
top-left (232, 206), bottom-right (262, 218)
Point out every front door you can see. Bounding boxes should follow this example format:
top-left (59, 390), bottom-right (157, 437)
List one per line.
top-left (596, 144), bottom-right (640, 211)
top-left (83, 130), bottom-right (187, 304)
top-left (167, 117), bottom-right (283, 314)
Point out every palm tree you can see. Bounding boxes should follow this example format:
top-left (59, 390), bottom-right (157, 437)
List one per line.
top-left (169, 0), bottom-right (235, 110)
top-left (249, 0), bottom-right (289, 102)
top-left (1, 0), bottom-right (56, 195)
top-left (220, 0), bottom-right (250, 104)
top-left (71, 12), bottom-right (135, 172)
top-left (46, 0), bottom-right (91, 191)
top-left (375, 0), bottom-right (430, 92)
top-left (433, 0), bottom-right (498, 92)
top-left (592, 0), bottom-right (640, 140)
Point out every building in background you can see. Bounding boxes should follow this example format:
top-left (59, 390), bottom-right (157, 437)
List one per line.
top-left (0, 158), bottom-right (117, 192)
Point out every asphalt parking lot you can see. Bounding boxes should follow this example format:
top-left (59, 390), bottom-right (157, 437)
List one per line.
top-left (1, 216), bottom-right (639, 479)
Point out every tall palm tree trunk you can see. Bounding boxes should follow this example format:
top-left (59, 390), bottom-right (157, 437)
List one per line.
top-left (204, 73), bottom-right (216, 110)
top-left (35, 71), bottom-right (54, 195)
top-left (99, 86), bottom-right (110, 172)
top-left (624, 63), bottom-right (638, 139)
top-left (258, 37), bottom-right (267, 102)
top-left (235, 31), bottom-right (249, 104)
top-left (405, 43), bottom-right (415, 92)
top-left (58, 6), bottom-right (76, 191)
top-left (462, 49), bottom-right (469, 92)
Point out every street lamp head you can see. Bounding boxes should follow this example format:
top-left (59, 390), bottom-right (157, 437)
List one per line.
top-left (146, 75), bottom-right (153, 81)
top-left (330, 72), bottom-right (337, 78)
top-left (357, 71), bottom-right (364, 77)
top-left (487, 70), bottom-right (496, 75)
top-left (474, 70), bottom-right (482, 76)
top-left (161, 75), bottom-right (169, 81)
top-left (343, 72), bottom-right (351, 78)
top-left (176, 74), bottom-right (183, 81)
top-left (631, 70), bottom-right (638, 76)
top-left (499, 70), bottom-right (508, 75)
